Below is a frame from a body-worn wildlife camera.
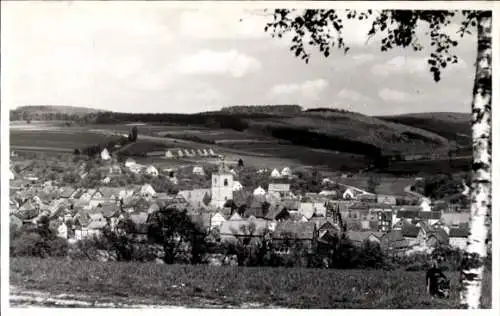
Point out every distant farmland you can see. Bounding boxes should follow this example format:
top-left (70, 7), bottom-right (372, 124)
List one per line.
top-left (10, 129), bottom-right (120, 151)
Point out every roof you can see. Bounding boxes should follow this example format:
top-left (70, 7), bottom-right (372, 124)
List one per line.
top-left (273, 222), bottom-right (315, 240)
top-left (347, 231), bottom-right (384, 243)
top-left (264, 205), bottom-right (288, 220)
top-left (299, 203), bottom-right (315, 219)
top-left (99, 187), bottom-right (121, 199)
top-left (428, 228), bottom-right (449, 244)
top-left (219, 219), bottom-right (268, 237)
top-left (449, 227), bottom-right (469, 238)
top-left (129, 212), bottom-right (148, 225)
top-left (59, 187), bottom-right (76, 198)
top-left (401, 224), bottom-right (420, 238)
top-left (282, 199), bottom-right (300, 210)
top-left (99, 203), bottom-right (120, 218)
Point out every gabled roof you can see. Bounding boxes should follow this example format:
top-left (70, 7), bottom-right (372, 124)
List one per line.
top-left (449, 227), bottom-right (469, 238)
top-left (401, 224), bottom-right (420, 238)
top-left (299, 203), bottom-right (315, 219)
top-left (99, 203), bottom-right (120, 218)
top-left (60, 187), bottom-right (76, 198)
top-left (347, 231), bottom-right (384, 243)
top-left (428, 228), bottom-right (449, 244)
top-left (264, 205), bottom-right (288, 220)
top-left (273, 222), bottom-right (315, 240)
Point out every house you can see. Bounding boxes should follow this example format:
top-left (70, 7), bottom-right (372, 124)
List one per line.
top-left (197, 149), bottom-right (204, 156)
top-left (441, 212), bottom-right (470, 228)
top-left (253, 186), bottom-right (266, 196)
top-left (57, 222), bottom-right (69, 239)
top-left (9, 169), bottom-right (16, 180)
top-left (210, 212), bottom-right (227, 230)
top-left (347, 231), bottom-right (384, 246)
top-left (59, 187), bottom-right (76, 199)
top-left (219, 218), bottom-right (269, 244)
top-left (178, 189), bottom-right (211, 208)
top-left (298, 203), bottom-right (315, 220)
top-left (208, 148), bottom-right (216, 156)
top-left (232, 181), bottom-right (243, 192)
top-left (202, 149), bottom-right (209, 156)
top-left (379, 230), bottom-right (409, 256)
top-left (140, 184), bottom-right (157, 198)
top-left (281, 167), bottom-right (292, 178)
top-left (193, 166), bottom-right (205, 176)
top-left (177, 149), bottom-right (184, 157)
top-left (272, 222), bottom-right (316, 253)
top-left (264, 205), bottom-right (291, 222)
top-left (10, 215), bottom-right (23, 232)
top-left (128, 212), bottom-right (149, 242)
top-left (342, 188), bottom-right (355, 200)
top-left (145, 165), bottom-right (159, 177)
top-left (165, 150), bottom-right (174, 158)
top-left (125, 158), bottom-right (136, 167)
top-left (268, 183), bottom-right (290, 196)
top-left (420, 198), bottom-right (432, 212)
top-left (449, 228), bottom-right (469, 250)
top-left (101, 176), bottom-right (111, 184)
top-left (377, 195), bottom-right (397, 205)
top-left (270, 169), bottom-right (281, 179)
top-left (101, 148), bottom-right (111, 161)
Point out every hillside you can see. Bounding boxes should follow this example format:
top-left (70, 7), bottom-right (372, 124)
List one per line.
top-left (10, 105), bottom-right (107, 121)
top-left (11, 105), bottom-right (471, 160)
top-left (378, 112), bottom-right (471, 147)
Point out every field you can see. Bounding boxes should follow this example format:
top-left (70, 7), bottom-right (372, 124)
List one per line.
top-left (10, 122), bottom-right (370, 172)
top-left (10, 257), bottom-right (491, 308)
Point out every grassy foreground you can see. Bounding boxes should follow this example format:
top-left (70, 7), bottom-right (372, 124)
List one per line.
top-left (10, 257), bottom-right (491, 309)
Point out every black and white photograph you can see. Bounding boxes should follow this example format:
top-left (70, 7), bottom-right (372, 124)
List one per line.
top-left (1, 0), bottom-right (496, 311)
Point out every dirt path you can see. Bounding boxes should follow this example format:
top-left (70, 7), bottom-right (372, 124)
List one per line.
top-left (9, 285), bottom-right (279, 308)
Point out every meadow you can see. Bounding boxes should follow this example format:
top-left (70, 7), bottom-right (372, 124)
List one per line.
top-left (10, 257), bottom-right (492, 309)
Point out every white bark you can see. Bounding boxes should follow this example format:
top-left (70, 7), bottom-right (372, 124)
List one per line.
top-left (459, 12), bottom-right (492, 309)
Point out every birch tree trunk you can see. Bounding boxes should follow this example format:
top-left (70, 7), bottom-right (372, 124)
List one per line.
top-left (459, 11), bottom-right (492, 309)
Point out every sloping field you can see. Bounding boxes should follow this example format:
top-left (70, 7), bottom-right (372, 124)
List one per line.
top-left (10, 129), bottom-right (119, 150)
top-left (10, 257), bottom-right (492, 309)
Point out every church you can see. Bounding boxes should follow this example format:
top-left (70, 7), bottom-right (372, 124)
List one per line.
top-left (210, 157), bottom-right (234, 208)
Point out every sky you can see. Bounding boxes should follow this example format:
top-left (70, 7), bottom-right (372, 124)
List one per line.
top-left (1, 2), bottom-right (478, 116)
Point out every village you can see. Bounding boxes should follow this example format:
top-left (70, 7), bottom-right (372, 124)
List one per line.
top-left (9, 143), bottom-right (473, 265)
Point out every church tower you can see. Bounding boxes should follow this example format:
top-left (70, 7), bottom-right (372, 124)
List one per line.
top-left (211, 156), bottom-right (234, 208)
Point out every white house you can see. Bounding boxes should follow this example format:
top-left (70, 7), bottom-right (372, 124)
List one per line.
top-left (232, 181), bottom-right (243, 191)
top-left (101, 176), bottom-right (111, 184)
top-left (193, 166), bottom-right (205, 176)
top-left (420, 198), bottom-right (432, 212)
top-left (125, 158), bottom-right (136, 168)
top-left (140, 184), bottom-right (157, 198)
top-left (57, 222), bottom-right (68, 239)
top-left (101, 148), bottom-right (111, 161)
top-left (281, 167), bottom-right (292, 178)
top-left (165, 150), bottom-right (174, 158)
top-left (270, 169), bottom-right (281, 178)
top-left (197, 149), bottom-right (204, 156)
top-left (177, 149), bottom-right (184, 158)
top-left (208, 148), bottom-right (216, 156)
top-left (210, 212), bottom-right (227, 230)
top-left (128, 163), bottom-right (144, 174)
top-left (184, 149), bottom-right (191, 156)
top-left (321, 178), bottom-right (332, 184)
top-left (449, 228), bottom-right (468, 250)
top-left (343, 188), bottom-right (355, 200)
top-left (202, 149), bottom-right (209, 156)
top-left (145, 165), bottom-right (159, 177)
top-left (253, 186), bottom-right (266, 196)
top-left (9, 169), bottom-right (15, 180)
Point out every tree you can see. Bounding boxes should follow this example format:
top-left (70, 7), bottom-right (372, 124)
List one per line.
top-left (147, 207), bottom-right (208, 264)
top-left (262, 9), bottom-right (491, 308)
top-left (367, 174), bottom-right (381, 195)
top-left (128, 126), bottom-right (138, 142)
